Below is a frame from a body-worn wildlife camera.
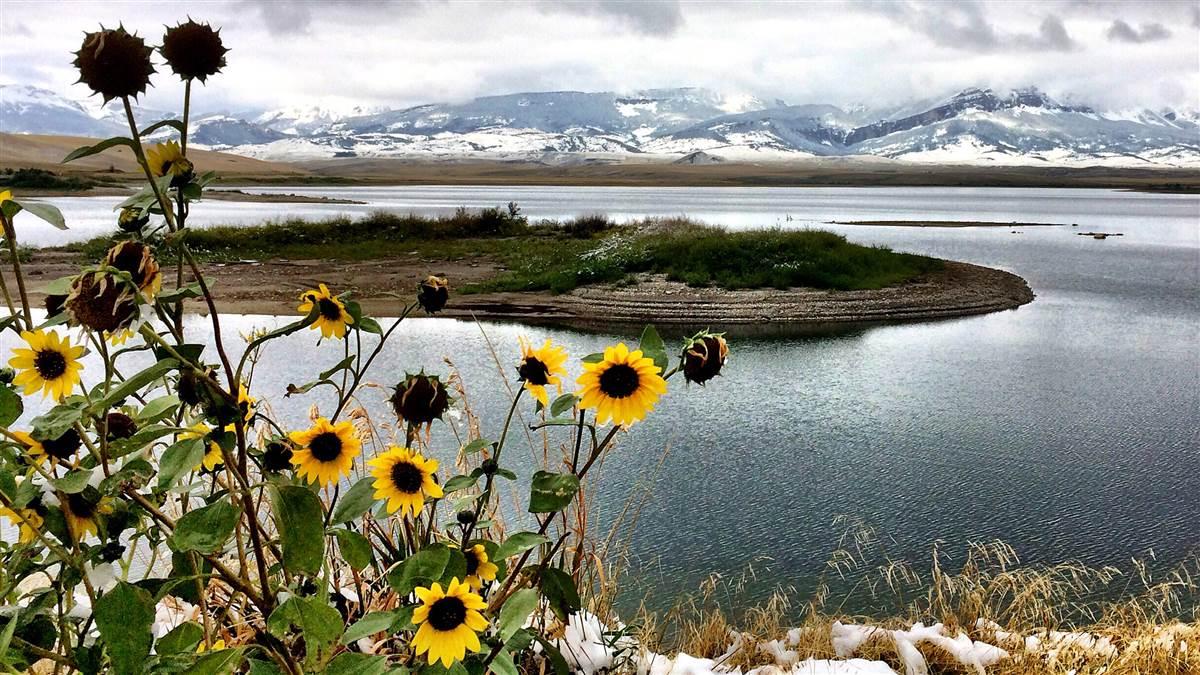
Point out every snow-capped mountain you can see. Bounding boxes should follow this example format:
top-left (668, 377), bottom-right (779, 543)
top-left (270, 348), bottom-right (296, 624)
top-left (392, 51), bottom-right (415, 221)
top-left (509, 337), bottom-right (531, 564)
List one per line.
top-left (2, 84), bottom-right (1197, 167)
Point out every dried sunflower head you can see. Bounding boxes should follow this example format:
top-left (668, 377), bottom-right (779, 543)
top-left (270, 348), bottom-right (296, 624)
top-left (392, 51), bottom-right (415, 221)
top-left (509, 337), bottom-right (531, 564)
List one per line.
top-left (160, 19), bottom-right (229, 83)
top-left (72, 26), bottom-right (155, 102)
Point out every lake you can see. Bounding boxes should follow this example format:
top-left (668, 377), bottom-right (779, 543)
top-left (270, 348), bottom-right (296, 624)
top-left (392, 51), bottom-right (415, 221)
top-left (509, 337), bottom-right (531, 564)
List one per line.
top-left (4, 186), bottom-right (1198, 612)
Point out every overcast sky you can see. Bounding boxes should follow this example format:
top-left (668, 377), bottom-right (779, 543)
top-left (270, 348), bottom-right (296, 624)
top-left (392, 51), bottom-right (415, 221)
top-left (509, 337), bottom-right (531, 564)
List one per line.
top-left (1, 0), bottom-right (1197, 115)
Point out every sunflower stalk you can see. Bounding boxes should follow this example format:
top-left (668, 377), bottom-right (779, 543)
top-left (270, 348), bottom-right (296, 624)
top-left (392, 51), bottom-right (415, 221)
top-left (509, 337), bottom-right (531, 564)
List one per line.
top-left (0, 212), bottom-right (34, 329)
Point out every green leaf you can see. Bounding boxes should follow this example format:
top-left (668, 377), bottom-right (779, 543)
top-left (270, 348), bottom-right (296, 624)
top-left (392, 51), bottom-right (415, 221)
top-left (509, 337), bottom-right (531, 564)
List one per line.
top-left (533, 417), bottom-right (579, 427)
top-left (319, 355), bottom-right (357, 380)
top-left (540, 568), bottom-right (581, 622)
top-left (340, 611), bottom-right (396, 645)
top-left (62, 136), bottom-right (135, 163)
top-left (156, 284), bottom-right (204, 304)
top-left (0, 386), bottom-right (22, 426)
top-left (534, 636), bottom-right (571, 675)
top-left (498, 588), bottom-right (539, 642)
top-left (185, 647), bottom-right (246, 675)
top-left (329, 476), bottom-right (376, 525)
top-left (93, 359), bottom-right (178, 412)
top-left (170, 499), bottom-right (239, 554)
top-left (271, 485), bottom-right (326, 576)
top-left (30, 400), bottom-right (85, 440)
top-left (462, 438), bottom-right (492, 455)
top-left (442, 474), bottom-right (478, 494)
top-left (387, 545), bottom-right (452, 596)
top-left (158, 438), bottom-right (206, 491)
top-left (267, 596), bottom-right (343, 670)
top-left (496, 532), bottom-right (551, 560)
top-left (326, 653), bottom-right (389, 675)
top-left (100, 458), bottom-right (154, 493)
top-left (638, 324), bottom-right (669, 372)
top-left (356, 317), bottom-right (383, 335)
top-left (11, 200), bottom-right (67, 230)
top-left (247, 660), bottom-right (285, 675)
top-left (491, 650), bottom-right (519, 675)
top-left (94, 582), bottom-right (154, 675)
top-left (157, 621), bottom-right (204, 655)
top-left (0, 607), bottom-right (17, 663)
top-left (549, 394), bottom-right (579, 417)
top-left (528, 471), bottom-right (580, 513)
top-left (333, 528), bottom-right (373, 571)
top-left (137, 394), bottom-right (181, 423)
top-left (54, 468), bottom-right (92, 494)
top-left (581, 352), bottom-right (603, 364)
top-left (139, 119), bottom-right (186, 137)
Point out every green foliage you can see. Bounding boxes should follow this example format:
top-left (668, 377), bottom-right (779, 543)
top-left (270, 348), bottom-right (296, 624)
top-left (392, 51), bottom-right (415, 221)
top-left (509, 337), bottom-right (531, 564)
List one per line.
top-left (529, 471), bottom-right (581, 513)
top-left (93, 582), bottom-right (155, 675)
top-left (0, 167), bottom-right (96, 191)
top-left (272, 485), bottom-right (326, 576)
top-left (171, 499), bottom-right (239, 554)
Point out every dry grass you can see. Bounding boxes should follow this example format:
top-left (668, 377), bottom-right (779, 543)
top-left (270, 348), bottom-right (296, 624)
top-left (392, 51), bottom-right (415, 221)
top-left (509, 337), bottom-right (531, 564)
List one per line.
top-left (632, 519), bottom-right (1199, 674)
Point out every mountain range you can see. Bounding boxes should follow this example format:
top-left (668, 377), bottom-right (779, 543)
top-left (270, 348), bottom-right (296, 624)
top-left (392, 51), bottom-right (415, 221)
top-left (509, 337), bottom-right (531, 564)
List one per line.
top-left (2, 84), bottom-right (1197, 167)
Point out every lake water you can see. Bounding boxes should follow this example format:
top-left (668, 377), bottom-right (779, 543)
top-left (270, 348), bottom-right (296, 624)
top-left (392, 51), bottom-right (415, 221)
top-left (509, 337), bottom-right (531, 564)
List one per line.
top-left (4, 186), bottom-right (1199, 612)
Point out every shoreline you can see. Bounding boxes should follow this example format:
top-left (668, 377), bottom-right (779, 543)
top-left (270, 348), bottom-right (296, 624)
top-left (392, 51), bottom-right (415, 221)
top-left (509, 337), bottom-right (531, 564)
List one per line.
top-left (9, 251), bottom-right (1034, 335)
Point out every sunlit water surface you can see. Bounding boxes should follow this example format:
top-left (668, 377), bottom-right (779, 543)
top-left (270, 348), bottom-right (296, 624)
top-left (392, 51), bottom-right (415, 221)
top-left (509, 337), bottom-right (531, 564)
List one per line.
top-left (5, 186), bottom-right (1198, 611)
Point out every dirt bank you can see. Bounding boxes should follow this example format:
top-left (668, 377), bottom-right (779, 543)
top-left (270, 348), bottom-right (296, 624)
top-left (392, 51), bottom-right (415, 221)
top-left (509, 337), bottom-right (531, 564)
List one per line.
top-left (7, 250), bottom-right (1033, 335)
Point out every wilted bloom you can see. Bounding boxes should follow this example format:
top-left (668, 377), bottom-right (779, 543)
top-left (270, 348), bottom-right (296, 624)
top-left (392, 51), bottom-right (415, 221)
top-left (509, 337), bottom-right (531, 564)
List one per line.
top-left (417, 275), bottom-right (449, 314)
top-left (118, 206), bottom-right (149, 233)
top-left (72, 26), bottom-right (155, 102)
top-left (67, 270), bottom-right (138, 333)
top-left (576, 343), bottom-right (667, 427)
top-left (260, 440), bottom-right (293, 473)
top-left (105, 412), bottom-right (138, 440)
top-left (105, 240), bottom-right (162, 299)
top-left (390, 372), bottom-right (451, 428)
top-left (681, 332), bottom-right (729, 385)
top-left (160, 20), bottom-right (229, 83)
top-left (44, 293), bottom-right (67, 317)
top-left (29, 428), bottom-right (83, 466)
top-left (146, 140), bottom-right (193, 188)
top-left (8, 329), bottom-right (84, 400)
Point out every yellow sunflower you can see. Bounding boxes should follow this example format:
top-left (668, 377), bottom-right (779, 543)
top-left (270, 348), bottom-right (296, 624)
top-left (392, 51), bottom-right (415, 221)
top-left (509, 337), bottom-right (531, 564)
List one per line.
top-left (0, 189), bottom-right (12, 205)
top-left (24, 428), bottom-right (81, 466)
top-left (61, 492), bottom-right (113, 541)
top-left (462, 544), bottom-right (499, 590)
top-left (517, 337), bottom-right (568, 407)
top-left (145, 140), bottom-right (193, 183)
top-left (8, 431), bottom-right (45, 462)
top-left (366, 446), bottom-right (443, 517)
top-left (0, 505), bottom-right (43, 544)
top-left (181, 422), bottom-right (228, 471)
top-left (289, 418), bottom-right (360, 486)
top-left (412, 578), bottom-right (488, 667)
top-left (237, 382), bottom-right (256, 422)
top-left (576, 342), bottom-right (668, 427)
top-left (8, 329), bottom-right (84, 400)
top-left (297, 284), bottom-right (354, 339)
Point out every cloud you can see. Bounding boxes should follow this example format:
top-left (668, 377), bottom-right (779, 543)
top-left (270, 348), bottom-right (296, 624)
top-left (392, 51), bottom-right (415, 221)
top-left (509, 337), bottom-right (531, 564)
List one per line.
top-left (1106, 19), bottom-right (1171, 43)
top-left (537, 0), bottom-right (684, 36)
top-left (872, 1), bottom-right (1076, 52)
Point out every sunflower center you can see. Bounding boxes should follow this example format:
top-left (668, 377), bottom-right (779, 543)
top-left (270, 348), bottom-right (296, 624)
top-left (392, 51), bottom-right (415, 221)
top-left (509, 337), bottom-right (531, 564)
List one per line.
top-left (34, 349), bottom-right (68, 380)
top-left (66, 492), bottom-right (96, 519)
top-left (42, 429), bottom-right (81, 460)
top-left (464, 549), bottom-right (480, 576)
top-left (518, 357), bottom-right (551, 386)
top-left (428, 596), bottom-right (467, 631)
top-left (308, 432), bottom-right (343, 462)
top-left (317, 298), bottom-right (343, 321)
top-left (389, 460), bottom-right (424, 494)
top-left (598, 364), bottom-right (640, 398)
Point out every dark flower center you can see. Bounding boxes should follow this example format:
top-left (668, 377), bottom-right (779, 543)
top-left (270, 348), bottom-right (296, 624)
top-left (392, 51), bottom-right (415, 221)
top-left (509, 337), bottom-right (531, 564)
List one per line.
top-left (262, 442), bottom-right (293, 472)
top-left (464, 549), bottom-right (480, 576)
top-left (428, 596), bottom-right (467, 631)
top-left (66, 492), bottom-right (97, 519)
top-left (518, 357), bottom-right (550, 386)
top-left (598, 364), bottom-right (640, 398)
top-left (308, 432), bottom-right (343, 462)
top-left (317, 298), bottom-right (343, 321)
top-left (34, 350), bottom-right (67, 380)
top-left (42, 429), bottom-right (81, 460)
top-left (160, 161), bottom-right (175, 176)
top-left (390, 460), bottom-right (424, 494)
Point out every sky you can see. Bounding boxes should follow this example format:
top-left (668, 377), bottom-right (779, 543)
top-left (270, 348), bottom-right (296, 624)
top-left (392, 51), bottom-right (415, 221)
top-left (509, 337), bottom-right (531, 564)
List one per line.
top-left (0, 0), bottom-right (1197, 116)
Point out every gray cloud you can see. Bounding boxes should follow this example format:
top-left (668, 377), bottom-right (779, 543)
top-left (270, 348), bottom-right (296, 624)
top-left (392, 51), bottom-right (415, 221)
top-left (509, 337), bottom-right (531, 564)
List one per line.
top-left (537, 0), bottom-right (684, 36)
top-left (1106, 19), bottom-right (1171, 43)
top-left (872, 1), bottom-right (1077, 52)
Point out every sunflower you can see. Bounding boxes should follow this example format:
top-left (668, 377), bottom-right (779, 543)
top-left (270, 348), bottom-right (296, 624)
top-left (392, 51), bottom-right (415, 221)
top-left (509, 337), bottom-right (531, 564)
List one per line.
top-left (237, 382), bottom-right (257, 423)
top-left (576, 342), bottom-right (667, 427)
top-left (462, 544), bottom-right (499, 590)
top-left (681, 332), bottom-right (729, 385)
top-left (145, 140), bottom-right (193, 187)
top-left (289, 418), bottom-right (360, 487)
top-left (0, 506), bottom-right (43, 544)
top-left (297, 284), bottom-right (354, 339)
top-left (366, 446), bottom-right (443, 517)
top-left (61, 490), bottom-right (113, 541)
top-left (389, 372), bottom-right (451, 428)
top-left (72, 26), bottom-right (155, 103)
top-left (0, 189), bottom-right (11, 205)
top-left (181, 423), bottom-right (226, 471)
top-left (8, 431), bottom-right (45, 462)
top-left (517, 337), bottom-right (568, 407)
top-left (27, 428), bottom-right (81, 466)
top-left (161, 20), bottom-right (229, 83)
top-left (8, 329), bottom-right (84, 400)
top-left (412, 578), bottom-right (488, 667)
top-left (105, 240), bottom-right (162, 300)
top-left (417, 275), bottom-right (449, 314)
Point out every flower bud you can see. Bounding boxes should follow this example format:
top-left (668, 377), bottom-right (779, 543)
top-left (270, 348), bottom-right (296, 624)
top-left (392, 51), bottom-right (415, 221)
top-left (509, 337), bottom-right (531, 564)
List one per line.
top-left (99, 541), bottom-right (126, 562)
top-left (456, 510), bottom-right (476, 525)
top-left (417, 275), bottom-right (449, 314)
top-left (681, 332), bottom-right (728, 385)
top-left (0, 368), bottom-right (13, 385)
top-left (389, 372), bottom-right (451, 427)
top-left (480, 458), bottom-right (498, 476)
top-left (72, 26), bottom-right (155, 103)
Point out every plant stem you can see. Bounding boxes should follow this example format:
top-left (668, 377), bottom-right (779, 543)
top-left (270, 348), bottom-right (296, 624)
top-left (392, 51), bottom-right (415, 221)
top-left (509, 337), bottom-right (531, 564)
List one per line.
top-left (1, 212), bottom-right (33, 329)
top-left (120, 97), bottom-right (178, 232)
top-left (460, 389), bottom-right (523, 546)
